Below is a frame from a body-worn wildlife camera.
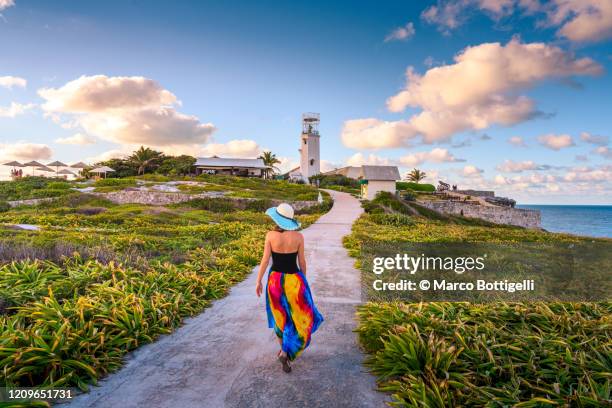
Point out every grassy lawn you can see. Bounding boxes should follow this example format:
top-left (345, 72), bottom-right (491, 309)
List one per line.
top-left (0, 176), bottom-right (331, 392)
top-left (345, 193), bottom-right (611, 407)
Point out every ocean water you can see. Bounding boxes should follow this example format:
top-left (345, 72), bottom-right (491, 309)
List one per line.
top-left (518, 205), bottom-right (612, 238)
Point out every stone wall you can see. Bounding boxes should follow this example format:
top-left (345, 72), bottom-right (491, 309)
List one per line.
top-left (418, 200), bottom-right (541, 229)
top-left (7, 197), bottom-right (56, 208)
top-left (93, 190), bottom-right (318, 210)
top-left (455, 190), bottom-right (495, 198)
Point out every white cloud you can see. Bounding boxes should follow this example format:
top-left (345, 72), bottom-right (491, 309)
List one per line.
top-left (385, 22), bottom-right (415, 42)
top-left (0, 75), bottom-right (26, 89)
top-left (508, 136), bottom-right (527, 147)
top-left (342, 39), bottom-right (601, 148)
top-left (341, 118), bottom-right (416, 149)
top-left (0, 142), bottom-right (53, 162)
top-left (196, 139), bottom-right (262, 158)
top-left (563, 166), bottom-right (610, 182)
top-left (78, 107), bottom-right (215, 146)
top-left (496, 159), bottom-right (539, 172)
top-left (55, 133), bottom-right (96, 145)
top-left (85, 148), bottom-right (130, 164)
top-left (320, 159), bottom-right (342, 173)
top-left (422, 0), bottom-right (518, 33)
top-left (0, 0), bottom-right (14, 12)
top-left (538, 133), bottom-right (575, 150)
top-left (346, 152), bottom-right (391, 166)
top-left (399, 148), bottom-right (463, 166)
top-left (422, 0), bottom-right (612, 43)
top-left (38, 75), bottom-right (216, 146)
top-left (547, 0), bottom-right (612, 43)
top-left (575, 154), bottom-right (589, 162)
top-left (594, 146), bottom-right (612, 159)
top-left (0, 102), bottom-right (35, 118)
top-left (277, 157), bottom-right (299, 173)
top-left (38, 75), bottom-right (176, 113)
top-left (462, 164), bottom-right (484, 177)
top-left (580, 131), bottom-right (609, 146)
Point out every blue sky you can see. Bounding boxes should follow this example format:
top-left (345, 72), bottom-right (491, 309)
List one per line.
top-left (0, 0), bottom-right (611, 204)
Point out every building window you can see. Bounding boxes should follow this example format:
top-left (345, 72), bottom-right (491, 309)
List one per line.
top-left (310, 159), bottom-right (315, 166)
top-left (304, 139), bottom-right (307, 145)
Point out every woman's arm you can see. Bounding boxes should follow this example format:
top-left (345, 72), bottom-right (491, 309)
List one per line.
top-left (297, 233), bottom-right (307, 275)
top-left (255, 232), bottom-right (272, 297)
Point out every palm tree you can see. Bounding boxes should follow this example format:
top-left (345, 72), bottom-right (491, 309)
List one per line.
top-left (258, 151), bottom-right (281, 179)
top-left (406, 168), bottom-right (427, 183)
top-left (128, 146), bottom-right (164, 175)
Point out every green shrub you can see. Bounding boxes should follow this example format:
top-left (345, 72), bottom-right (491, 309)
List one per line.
top-left (0, 201), bottom-right (10, 213)
top-left (396, 181), bottom-right (435, 192)
top-left (186, 197), bottom-right (237, 213)
top-left (244, 199), bottom-right (273, 212)
top-left (401, 191), bottom-right (416, 201)
top-left (0, 177), bottom-right (73, 201)
top-left (371, 192), bottom-right (413, 215)
top-left (311, 174), bottom-right (360, 188)
top-left (357, 302), bottom-right (612, 406)
top-left (361, 201), bottom-right (384, 214)
top-left (46, 181), bottom-right (72, 190)
top-left (94, 178), bottom-right (137, 187)
top-left (369, 213), bottom-right (414, 227)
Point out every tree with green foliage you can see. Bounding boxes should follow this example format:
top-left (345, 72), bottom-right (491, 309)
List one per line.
top-left (128, 146), bottom-right (165, 175)
top-left (258, 151), bottom-right (281, 179)
top-left (95, 158), bottom-right (138, 178)
top-left (406, 168), bottom-right (426, 183)
top-left (157, 155), bottom-right (196, 176)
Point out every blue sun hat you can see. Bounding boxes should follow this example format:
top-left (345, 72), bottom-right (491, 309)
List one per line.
top-left (265, 203), bottom-right (301, 231)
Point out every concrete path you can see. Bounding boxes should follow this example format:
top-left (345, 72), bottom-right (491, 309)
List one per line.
top-left (65, 190), bottom-right (387, 408)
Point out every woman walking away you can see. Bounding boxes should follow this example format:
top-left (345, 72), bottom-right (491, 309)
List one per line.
top-left (255, 203), bottom-right (323, 373)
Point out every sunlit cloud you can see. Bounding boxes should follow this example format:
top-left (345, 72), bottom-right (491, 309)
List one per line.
top-left (421, 0), bottom-right (612, 43)
top-left (0, 102), bottom-right (35, 118)
top-left (538, 133), bottom-right (575, 150)
top-left (346, 152), bottom-right (392, 166)
top-left (399, 148), bottom-right (464, 166)
top-left (0, 75), bottom-right (26, 89)
top-left (580, 131), bottom-right (609, 146)
top-left (0, 142), bottom-right (53, 162)
top-left (39, 75), bottom-right (216, 146)
top-left (508, 136), bottom-right (527, 147)
top-left (55, 133), bottom-right (96, 145)
top-left (385, 22), bottom-right (415, 42)
top-left (342, 38), bottom-right (601, 148)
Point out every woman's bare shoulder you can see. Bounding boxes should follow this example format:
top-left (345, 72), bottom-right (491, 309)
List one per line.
top-left (288, 231), bottom-right (304, 240)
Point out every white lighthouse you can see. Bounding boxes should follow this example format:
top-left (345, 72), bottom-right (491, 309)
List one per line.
top-left (298, 113), bottom-right (321, 181)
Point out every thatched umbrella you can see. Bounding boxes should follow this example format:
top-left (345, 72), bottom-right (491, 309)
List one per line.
top-left (36, 166), bottom-right (55, 176)
top-left (22, 160), bottom-right (45, 176)
top-left (3, 161), bottom-right (24, 178)
top-left (47, 160), bottom-right (68, 176)
top-left (90, 166), bottom-right (115, 178)
top-left (70, 161), bottom-right (89, 177)
top-left (57, 169), bottom-right (76, 179)
top-left (3, 160), bottom-right (24, 168)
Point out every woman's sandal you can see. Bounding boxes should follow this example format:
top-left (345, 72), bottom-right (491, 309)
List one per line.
top-left (277, 351), bottom-right (292, 373)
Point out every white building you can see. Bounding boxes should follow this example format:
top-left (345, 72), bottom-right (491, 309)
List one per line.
top-left (296, 113), bottom-right (321, 182)
top-left (359, 165), bottom-right (401, 200)
top-left (195, 157), bottom-right (268, 177)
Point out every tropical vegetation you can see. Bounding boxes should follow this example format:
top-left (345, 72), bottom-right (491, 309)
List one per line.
top-left (405, 168), bottom-right (426, 183)
top-left (258, 151), bottom-right (281, 179)
top-left (345, 192), bottom-right (611, 406)
top-left (0, 175), bottom-right (331, 398)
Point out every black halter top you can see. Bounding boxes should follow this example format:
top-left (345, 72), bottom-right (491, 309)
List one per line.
top-left (271, 251), bottom-right (299, 274)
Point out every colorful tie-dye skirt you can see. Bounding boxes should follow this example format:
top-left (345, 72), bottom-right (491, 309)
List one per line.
top-left (266, 270), bottom-right (324, 361)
